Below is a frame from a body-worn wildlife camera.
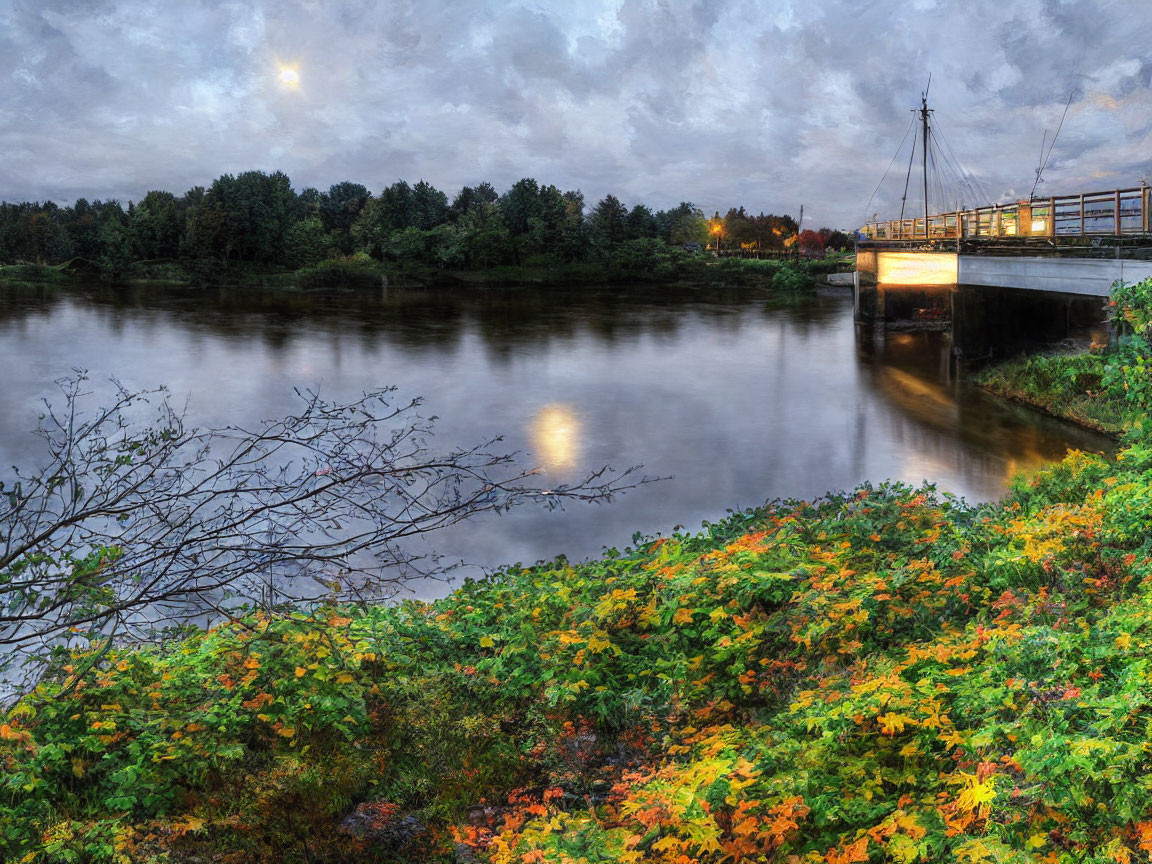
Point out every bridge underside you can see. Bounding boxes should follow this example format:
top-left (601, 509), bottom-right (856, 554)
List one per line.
top-left (857, 249), bottom-right (1152, 296)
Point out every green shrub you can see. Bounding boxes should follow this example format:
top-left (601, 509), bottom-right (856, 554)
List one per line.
top-left (0, 263), bottom-right (65, 283)
top-left (294, 253), bottom-right (384, 290)
top-left (770, 265), bottom-right (813, 292)
top-left (1111, 277), bottom-right (1152, 338)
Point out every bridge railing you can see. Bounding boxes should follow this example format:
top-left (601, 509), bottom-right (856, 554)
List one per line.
top-left (862, 184), bottom-right (1151, 241)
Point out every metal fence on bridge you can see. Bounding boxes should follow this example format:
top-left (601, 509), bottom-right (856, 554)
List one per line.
top-left (862, 184), bottom-right (1151, 242)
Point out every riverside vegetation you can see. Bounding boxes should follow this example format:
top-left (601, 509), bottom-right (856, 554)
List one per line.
top-left (975, 278), bottom-right (1152, 436)
top-left (0, 172), bottom-right (851, 291)
top-left (2, 287), bottom-right (1152, 862)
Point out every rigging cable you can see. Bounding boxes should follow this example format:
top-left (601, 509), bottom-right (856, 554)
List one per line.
top-left (932, 116), bottom-right (991, 206)
top-left (899, 121), bottom-right (919, 224)
top-left (1030, 91), bottom-right (1074, 200)
top-left (931, 128), bottom-right (970, 211)
top-left (862, 114), bottom-right (917, 226)
top-left (934, 118), bottom-right (986, 205)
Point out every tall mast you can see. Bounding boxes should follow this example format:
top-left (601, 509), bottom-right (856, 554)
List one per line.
top-left (920, 76), bottom-right (932, 239)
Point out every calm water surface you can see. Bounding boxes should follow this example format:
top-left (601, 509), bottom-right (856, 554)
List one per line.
top-left (0, 281), bottom-right (1112, 596)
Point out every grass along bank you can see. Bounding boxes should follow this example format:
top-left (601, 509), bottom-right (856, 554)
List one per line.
top-left (4, 423), bottom-right (1152, 861)
top-left (974, 278), bottom-right (1152, 437)
top-left (0, 247), bottom-right (853, 294)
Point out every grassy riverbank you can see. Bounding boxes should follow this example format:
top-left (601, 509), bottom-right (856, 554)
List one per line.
top-left (973, 351), bottom-right (1132, 435)
top-left (4, 430), bottom-right (1152, 862)
top-left (973, 280), bottom-right (1152, 438)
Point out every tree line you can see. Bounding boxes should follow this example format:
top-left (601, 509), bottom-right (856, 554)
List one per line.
top-left (0, 170), bottom-right (845, 278)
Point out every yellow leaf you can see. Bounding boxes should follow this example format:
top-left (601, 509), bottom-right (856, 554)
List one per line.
top-left (956, 773), bottom-right (996, 812)
top-left (877, 713), bottom-right (916, 736)
top-left (276, 726), bottom-right (296, 738)
top-left (479, 636), bottom-right (495, 648)
top-left (295, 667), bottom-right (306, 678)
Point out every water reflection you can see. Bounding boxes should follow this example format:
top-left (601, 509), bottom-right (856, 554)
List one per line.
top-left (530, 403), bottom-right (582, 475)
top-left (0, 281), bottom-right (1114, 596)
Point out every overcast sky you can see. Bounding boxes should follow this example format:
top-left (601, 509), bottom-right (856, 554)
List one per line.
top-left (2, 0), bottom-right (1151, 227)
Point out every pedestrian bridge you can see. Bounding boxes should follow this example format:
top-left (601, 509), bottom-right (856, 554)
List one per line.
top-left (856, 250), bottom-right (1152, 297)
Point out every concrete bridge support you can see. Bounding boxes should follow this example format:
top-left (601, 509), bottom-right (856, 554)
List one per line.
top-left (857, 250), bottom-right (1152, 297)
top-left (854, 250), bottom-right (1114, 359)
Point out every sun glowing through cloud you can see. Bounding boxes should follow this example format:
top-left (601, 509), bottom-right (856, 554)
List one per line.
top-left (530, 404), bottom-right (582, 474)
top-left (278, 66), bottom-right (300, 87)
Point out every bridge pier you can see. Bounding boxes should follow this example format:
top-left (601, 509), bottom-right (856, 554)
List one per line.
top-left (858, 249), bottom-right (1152, 298)
top-left (855, 249), bottom-right (1112, 359)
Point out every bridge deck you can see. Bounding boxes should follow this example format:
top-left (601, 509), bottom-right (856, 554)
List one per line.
top-left (862, 184), bottom-right (1151, 243)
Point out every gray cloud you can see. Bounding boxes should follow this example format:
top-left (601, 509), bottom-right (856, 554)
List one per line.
top-left (1, 0), bottom-right (1151, 227)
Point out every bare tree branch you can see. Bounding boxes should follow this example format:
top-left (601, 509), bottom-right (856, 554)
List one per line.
top-left (0, 372), bottom-right (652, 697)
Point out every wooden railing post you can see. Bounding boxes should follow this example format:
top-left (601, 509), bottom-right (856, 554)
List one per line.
top-left (1049, 197), bottom-right (1056, 238)
top-left (1144, 182), bottom-right (1150, 234)
top-left (1115, 189), bottom-right (1122, 237)
top-left (1080, 193), bottom-right (1085, 236)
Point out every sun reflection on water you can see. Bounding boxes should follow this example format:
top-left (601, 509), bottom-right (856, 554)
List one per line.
top-left (530, 404), bottom-right (582, 474)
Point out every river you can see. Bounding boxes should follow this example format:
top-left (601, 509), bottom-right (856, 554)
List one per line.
top-left (0, 280), bottom-right (1113, 597)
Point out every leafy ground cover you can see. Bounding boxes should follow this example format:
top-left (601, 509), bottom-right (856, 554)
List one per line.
top-left (974, 278), bottom-right (1152, 437)
top-left (4, 426), bottom-right (1152, 862)
top-left (4, 274), bottom-right (1143, 864)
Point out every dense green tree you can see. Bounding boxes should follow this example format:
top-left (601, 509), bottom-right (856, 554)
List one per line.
top-left (818, 227), bottom-right (852, 251)
top-left (285, 217), bottom-right (339, 268)
top-left (449, 182), bottom-right (499, 221)
top-left (0, 203), bottom-right (73, 263)
top-left (352, 181), bottom-right (416, 257)
top-left (625, 204), bottom-right (659, 240)
top-left (132, 191), bottom-right (185, 260)
top-left (95, 209), bottom-right (140, 277)
top-left (184, 171), bottom-right (298, 264)
top-left (0, 172), bottom-right (802, 276)
top-left (556, 190), bottom-right (589, 261)
top-left (657, 202), bottom-right (709, 246)
top-left (410, 180), bottom-right (449, 231)
top-left (590, 194), bottom-right (628, 250)
top-left (297, 187), bottom-right (324, 217)
top-left (456, 202), bottom-right (512, 268)
top-left (722, 207), bottom-right (758, 247)
top-left (498, 178), bottom-right (542, 237)
top-left (321, 182), bottom-right (370, 252)
top-left (61, 199), bottom-right (127, 262)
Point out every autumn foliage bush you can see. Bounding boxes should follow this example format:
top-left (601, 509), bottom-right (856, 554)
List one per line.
top-left (4, 431), bottom-right (1152, 861)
